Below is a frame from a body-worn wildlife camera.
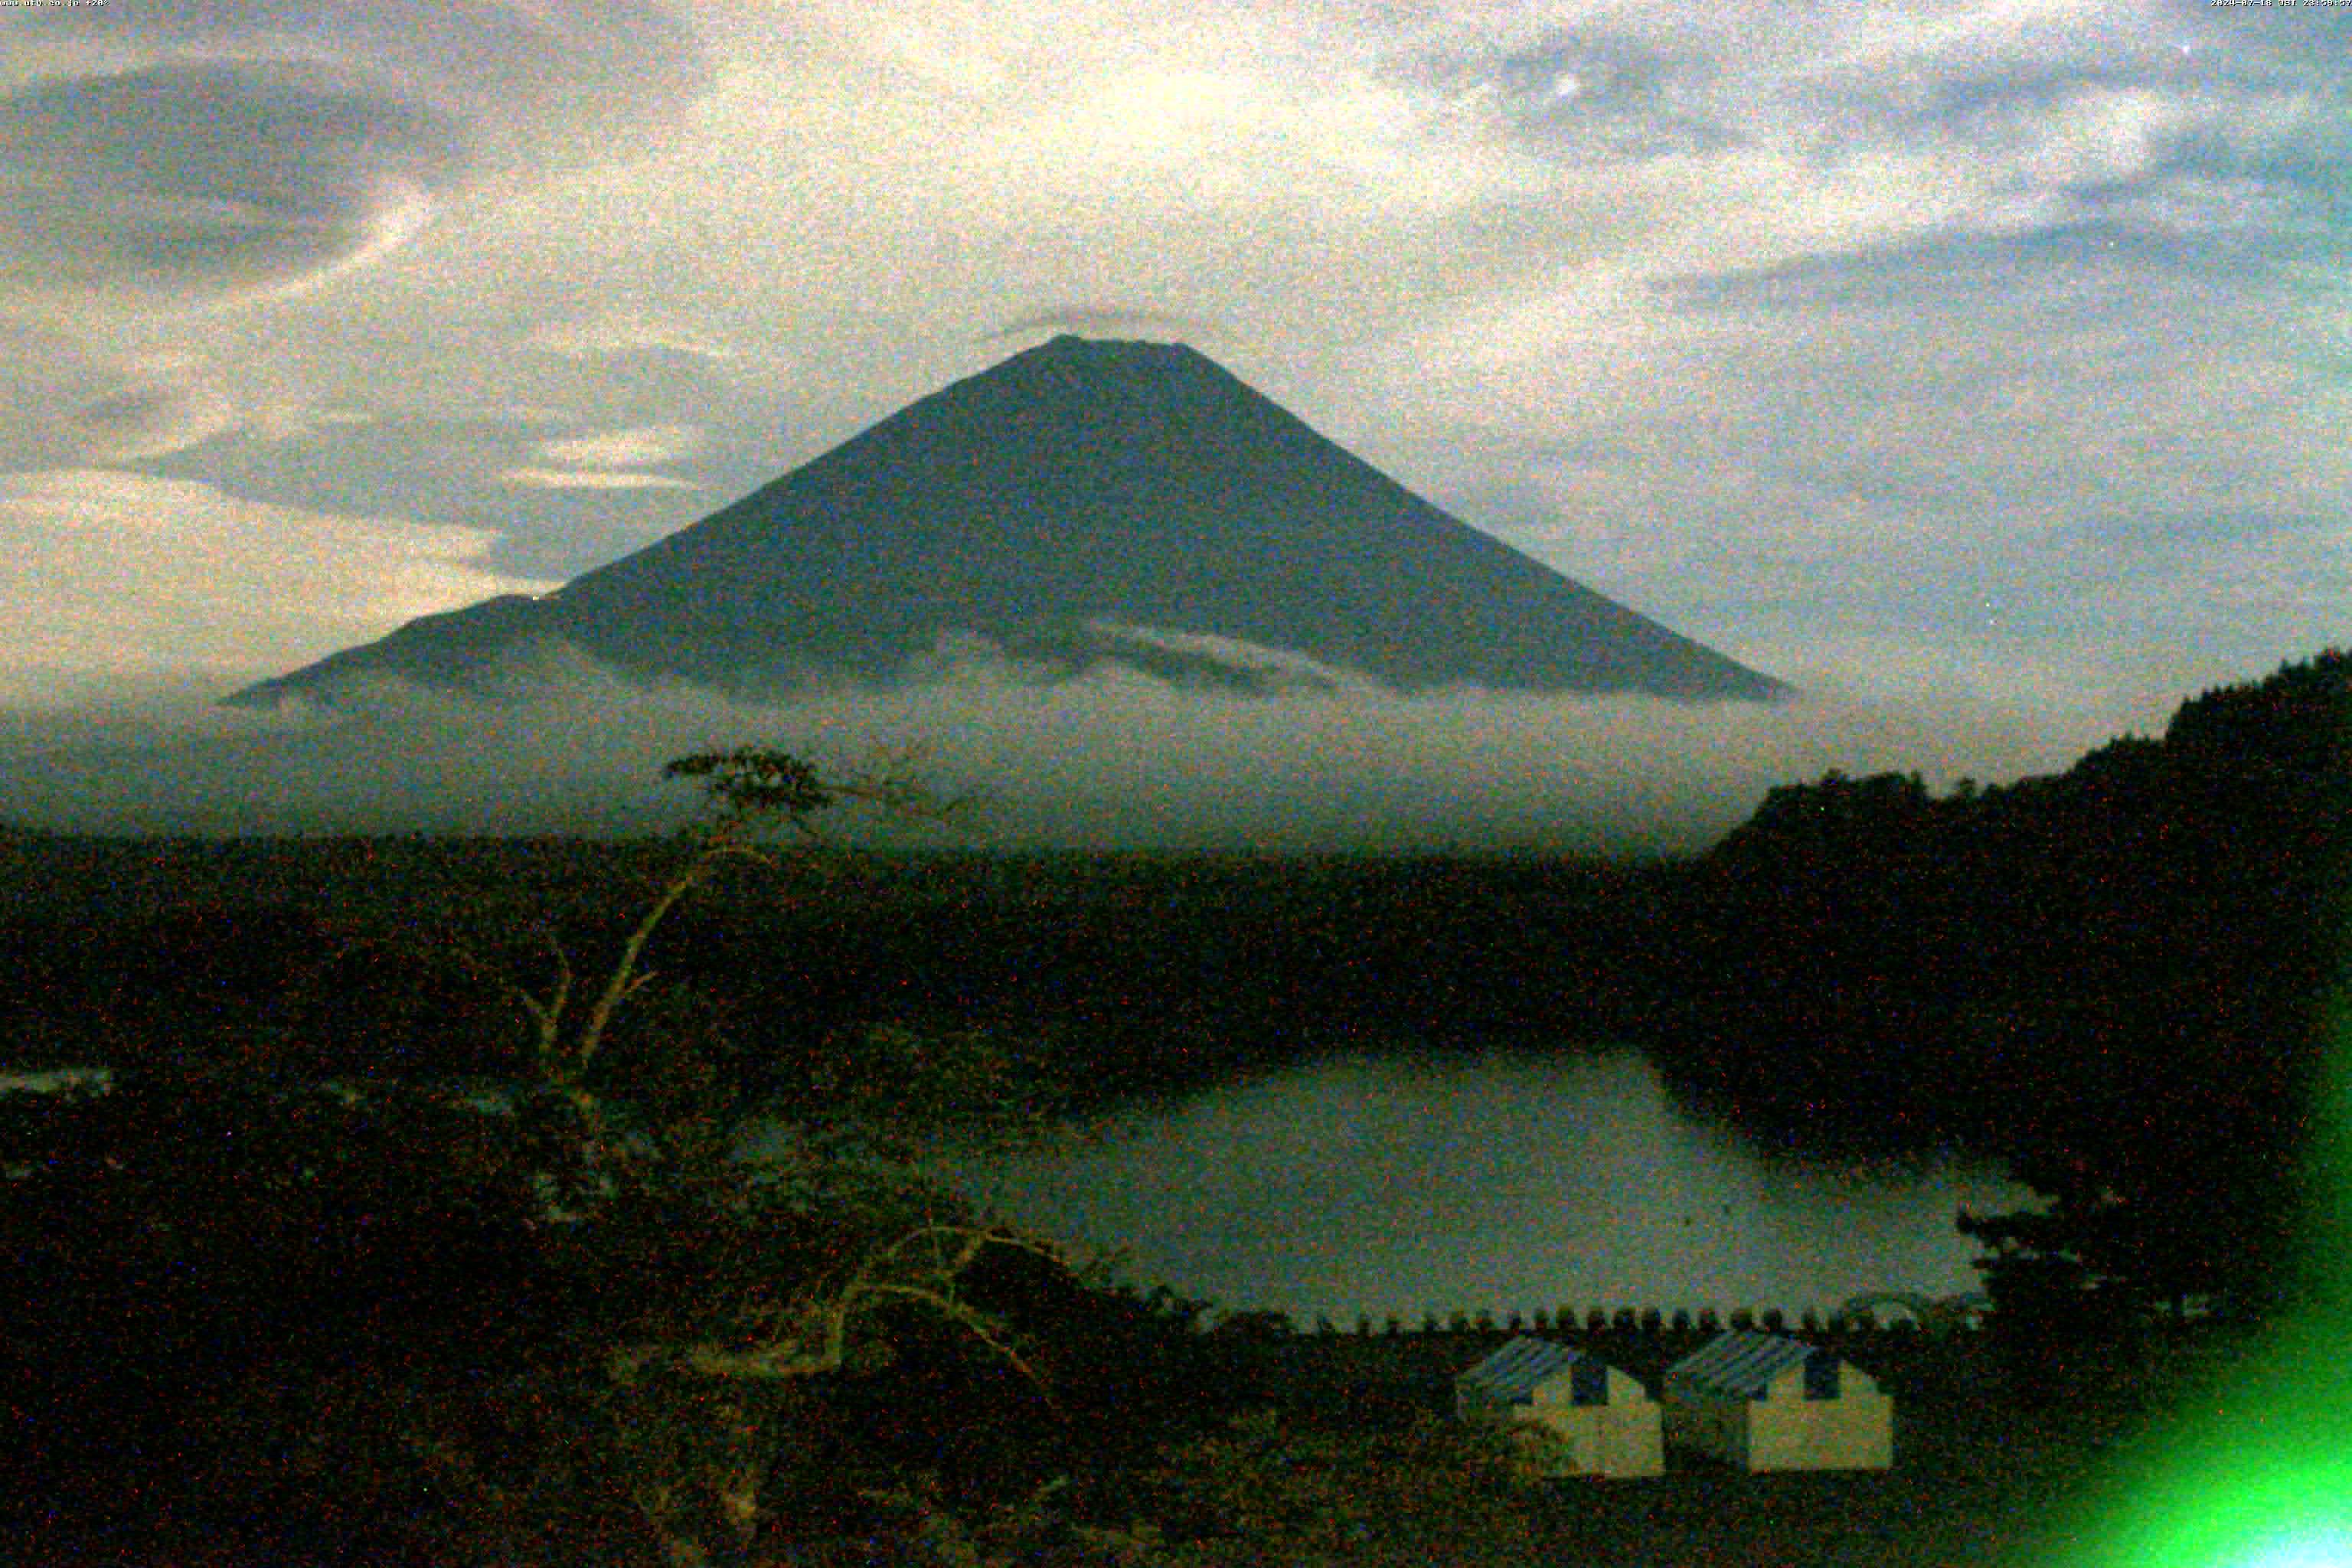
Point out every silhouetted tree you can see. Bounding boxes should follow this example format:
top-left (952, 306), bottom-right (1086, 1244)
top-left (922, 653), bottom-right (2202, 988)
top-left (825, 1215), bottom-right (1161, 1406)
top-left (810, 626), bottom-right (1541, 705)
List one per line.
top-left (2, 749), bottom-right (1080, 1566)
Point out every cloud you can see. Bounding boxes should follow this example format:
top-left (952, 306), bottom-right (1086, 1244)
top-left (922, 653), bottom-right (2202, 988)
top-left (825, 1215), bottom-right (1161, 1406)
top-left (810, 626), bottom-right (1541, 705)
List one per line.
top-left (1080, 621), bottom-right (1382, 693)
top-left (1361, 204), bottom-right (2352, 723)
top-left (526, 311), bottom-right (739, 363)
top-left (493, 420), bottom-right (707, 491)
top-left (0, 469), bottom-right (555, 680)
top-left (0, 2), bottom-right (708, 316)
top-left (497, 467), bottom-right (699, 492)
top-left (143, 344), bottom-right (760, 580)
top-left (0, 642), bottom-right (2085, 846)
top-left (982, 306), bottom-right (1222, 343)
top-left (531, 423), bottom-right (706, 468)
top-left (0, 0), bottom-right (2343, 765)
top-left (0, 327), bottom-right (237, 466)
top-left (0, 60), bottom-right (451, 312)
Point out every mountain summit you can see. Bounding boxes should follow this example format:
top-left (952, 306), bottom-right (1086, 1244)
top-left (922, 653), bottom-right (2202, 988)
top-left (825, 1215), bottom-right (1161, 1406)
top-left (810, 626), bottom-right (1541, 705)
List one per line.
top-left (230, 335), bottom-right (1784, 705)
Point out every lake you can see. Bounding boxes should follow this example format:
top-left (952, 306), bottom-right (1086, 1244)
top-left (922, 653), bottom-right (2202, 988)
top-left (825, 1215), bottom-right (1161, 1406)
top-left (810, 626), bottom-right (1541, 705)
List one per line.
top-left (956, 1047), bottom-right (2031, 1324)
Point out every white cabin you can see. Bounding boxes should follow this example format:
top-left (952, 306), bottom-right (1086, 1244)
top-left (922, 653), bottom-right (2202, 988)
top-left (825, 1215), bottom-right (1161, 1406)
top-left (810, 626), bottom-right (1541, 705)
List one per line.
top-left (1455, 1337), bottom-right (1664, 1478)
top-left (1662, 1332), bottom-right (1893, 1472)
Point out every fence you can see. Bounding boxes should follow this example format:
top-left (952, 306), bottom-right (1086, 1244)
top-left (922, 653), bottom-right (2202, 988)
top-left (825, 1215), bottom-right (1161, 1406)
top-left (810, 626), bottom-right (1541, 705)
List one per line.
top-left (1207, 1302), bottom-right (1981, 1342)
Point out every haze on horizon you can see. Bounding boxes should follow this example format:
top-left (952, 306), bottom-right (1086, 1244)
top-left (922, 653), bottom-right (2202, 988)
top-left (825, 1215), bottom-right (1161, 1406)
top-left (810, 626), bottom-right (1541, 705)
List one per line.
top-left (2, 0), bottom-right (2344, 835)
top-left (0, 643), bottom-right (2138, 851)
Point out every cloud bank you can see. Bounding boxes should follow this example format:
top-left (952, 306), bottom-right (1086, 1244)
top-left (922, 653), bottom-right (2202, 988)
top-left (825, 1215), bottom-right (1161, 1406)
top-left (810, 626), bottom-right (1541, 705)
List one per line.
top-left (0, 646), bottom-right (2087, 851)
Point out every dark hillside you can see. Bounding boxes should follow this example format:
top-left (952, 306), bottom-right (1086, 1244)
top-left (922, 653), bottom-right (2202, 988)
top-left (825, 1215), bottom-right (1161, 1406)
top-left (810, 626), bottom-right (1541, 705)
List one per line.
top-left (1650, 650), bottom-right (2352, 1314)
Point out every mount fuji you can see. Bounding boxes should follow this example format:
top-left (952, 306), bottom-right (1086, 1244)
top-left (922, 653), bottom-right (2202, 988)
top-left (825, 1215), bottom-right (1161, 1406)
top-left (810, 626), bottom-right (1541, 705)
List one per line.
top-left (230, 335), bottom-right (1783, 707)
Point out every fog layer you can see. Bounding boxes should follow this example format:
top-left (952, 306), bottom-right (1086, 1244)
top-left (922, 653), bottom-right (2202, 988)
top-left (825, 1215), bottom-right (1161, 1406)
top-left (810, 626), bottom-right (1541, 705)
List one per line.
top-left (0, 645), bottom-right (2083, 851)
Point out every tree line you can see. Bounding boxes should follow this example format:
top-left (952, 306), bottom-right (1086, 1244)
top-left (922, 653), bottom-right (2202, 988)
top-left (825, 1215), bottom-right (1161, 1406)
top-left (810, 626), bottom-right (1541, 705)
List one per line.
top-left (1644, 650), bottom-right (2350, 1334)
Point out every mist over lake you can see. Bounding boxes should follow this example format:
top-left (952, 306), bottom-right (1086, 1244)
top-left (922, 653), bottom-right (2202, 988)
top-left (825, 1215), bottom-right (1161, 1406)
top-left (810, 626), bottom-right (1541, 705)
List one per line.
top-left (953, 1047), bottom-right (2028, 1324)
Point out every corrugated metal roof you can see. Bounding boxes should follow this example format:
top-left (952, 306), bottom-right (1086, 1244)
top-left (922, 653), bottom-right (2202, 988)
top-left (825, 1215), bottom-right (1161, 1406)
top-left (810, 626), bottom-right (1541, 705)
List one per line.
top-left (1460, 1337), bottom-right (1576, 1400)
top-left (1668, 1333), bottom-right (1827, 1400)
top-left (1457, 1336), bottom-right (1620, 1406)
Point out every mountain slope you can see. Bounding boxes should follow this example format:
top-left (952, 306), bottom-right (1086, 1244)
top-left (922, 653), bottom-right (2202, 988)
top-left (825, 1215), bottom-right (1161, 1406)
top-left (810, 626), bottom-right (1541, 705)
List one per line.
top-left (230, 335), bottom-right (1784, 705)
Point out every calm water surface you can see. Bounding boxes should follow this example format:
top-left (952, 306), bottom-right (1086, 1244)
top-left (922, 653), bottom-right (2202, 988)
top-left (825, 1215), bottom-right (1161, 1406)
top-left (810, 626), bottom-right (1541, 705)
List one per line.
top-left (957, 1048), bottom-right (2030, 1322)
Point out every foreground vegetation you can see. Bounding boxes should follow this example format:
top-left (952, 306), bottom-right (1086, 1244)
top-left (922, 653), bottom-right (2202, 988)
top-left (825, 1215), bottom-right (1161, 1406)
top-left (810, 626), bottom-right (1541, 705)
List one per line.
top-left (4, 751), bottom-right (1571, 1565)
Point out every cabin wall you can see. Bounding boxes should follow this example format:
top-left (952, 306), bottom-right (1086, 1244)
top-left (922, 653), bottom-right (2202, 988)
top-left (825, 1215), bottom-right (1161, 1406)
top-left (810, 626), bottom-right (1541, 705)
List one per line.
top-left (1664, 1382), bottom-right (1894, 1472)
top-left (1504, 1399), bottom-right (1666, 1479)
top-left (1590, 1399), bottom-right (1668, 1478)
top-left (1538, 1371), bottom-right (1663, 1478)
top-left (1746, 1389), bottom-right (1894, 1472)
top-left (1661, 1387), bottom-right (1752, 1470)
top-left (1460, 1368), bottom-right (1664, 1478)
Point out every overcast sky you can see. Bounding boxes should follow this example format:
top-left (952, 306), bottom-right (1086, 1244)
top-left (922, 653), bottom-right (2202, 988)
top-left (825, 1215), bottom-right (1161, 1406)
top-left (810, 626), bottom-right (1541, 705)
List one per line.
top-left (3, 0), bottom-right (2345, 757)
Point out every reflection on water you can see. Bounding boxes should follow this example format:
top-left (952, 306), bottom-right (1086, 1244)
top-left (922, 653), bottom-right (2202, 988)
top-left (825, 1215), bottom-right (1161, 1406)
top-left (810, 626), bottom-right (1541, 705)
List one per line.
top-left (956, 1048), bottom-right (2030, 1321)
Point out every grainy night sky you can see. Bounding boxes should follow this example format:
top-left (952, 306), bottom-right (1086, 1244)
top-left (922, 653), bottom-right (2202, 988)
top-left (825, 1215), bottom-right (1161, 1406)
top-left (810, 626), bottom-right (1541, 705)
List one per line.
top-left (2, 2), bottom-right (2344, 819)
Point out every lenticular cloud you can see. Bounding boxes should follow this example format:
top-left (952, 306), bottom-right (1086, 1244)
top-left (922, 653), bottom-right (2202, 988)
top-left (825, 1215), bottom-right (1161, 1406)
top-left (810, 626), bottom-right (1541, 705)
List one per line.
top-left (0, 2), bottom-right (707, 315)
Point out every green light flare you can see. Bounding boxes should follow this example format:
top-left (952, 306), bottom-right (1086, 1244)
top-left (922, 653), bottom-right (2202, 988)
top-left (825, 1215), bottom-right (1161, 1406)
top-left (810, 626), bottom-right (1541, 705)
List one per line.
top-left (2230, 1526), bottom-right (2352, 1568)
top-left (2064, 1387), bottom-right (2352, 1568)
top-left (2053, 949), bottom-right (2352, 1567)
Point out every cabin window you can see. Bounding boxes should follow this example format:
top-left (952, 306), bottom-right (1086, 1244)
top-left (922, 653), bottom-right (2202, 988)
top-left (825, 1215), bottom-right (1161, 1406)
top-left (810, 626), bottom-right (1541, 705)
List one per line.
top-left (1804, 1354), bottom-right (1841, 1401)
top-left (1570, 1357), bottom-right (1609, 1406)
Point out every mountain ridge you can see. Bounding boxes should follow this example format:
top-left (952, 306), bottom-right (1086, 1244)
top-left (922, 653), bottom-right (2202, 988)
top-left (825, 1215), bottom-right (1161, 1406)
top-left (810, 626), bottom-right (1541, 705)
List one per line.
top-left (230, 335), bottom-right (1785, 707)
